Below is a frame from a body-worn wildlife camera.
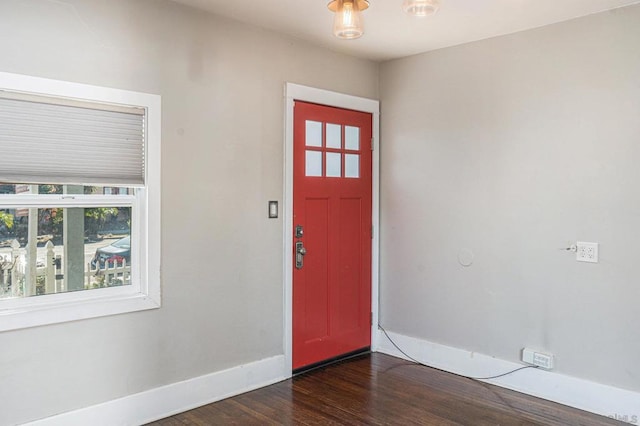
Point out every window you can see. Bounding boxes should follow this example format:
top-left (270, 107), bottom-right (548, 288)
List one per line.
top-left (304, 120), bottom-right (361, 178)
top-left (0, 72), bottom-right (161, 331)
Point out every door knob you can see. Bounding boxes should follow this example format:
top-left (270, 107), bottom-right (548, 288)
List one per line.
top-left (295, 241), bottom-right (307, 269)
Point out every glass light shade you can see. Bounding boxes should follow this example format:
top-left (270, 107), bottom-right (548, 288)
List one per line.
top-left (332, 0), bottom-right (365, 39)
top-left (403, 0), bottom-right (440, 17)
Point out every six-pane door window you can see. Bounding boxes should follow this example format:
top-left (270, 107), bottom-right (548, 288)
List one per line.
top-left (305, 120), bottom-right (361, 178)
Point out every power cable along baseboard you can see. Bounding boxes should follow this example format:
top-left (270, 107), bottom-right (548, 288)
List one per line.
top-left (377, 325), bottom-right (538, 381)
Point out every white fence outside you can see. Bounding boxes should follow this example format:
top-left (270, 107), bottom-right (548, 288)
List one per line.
top-left (0, 240), bottom-right (130, 299)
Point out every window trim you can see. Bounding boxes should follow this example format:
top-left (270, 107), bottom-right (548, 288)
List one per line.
top-left (0, 72), bottom-right (161, 332)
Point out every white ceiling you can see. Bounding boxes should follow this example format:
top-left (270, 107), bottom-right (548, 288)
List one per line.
top-left (171, 0), bottom-right (640, 61)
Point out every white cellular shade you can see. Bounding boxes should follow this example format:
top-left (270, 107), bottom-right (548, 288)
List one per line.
top-left (0, 93), bottom-right (145, 186)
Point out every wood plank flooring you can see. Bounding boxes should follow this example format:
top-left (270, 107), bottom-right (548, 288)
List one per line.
top-left (148, 353), bottom-right (622, 425)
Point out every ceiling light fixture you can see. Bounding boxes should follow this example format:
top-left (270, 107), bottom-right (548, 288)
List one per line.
top-left (327, 0), bottom-right (370, 40)
top-left (402, 0), bottom-right (440, 17)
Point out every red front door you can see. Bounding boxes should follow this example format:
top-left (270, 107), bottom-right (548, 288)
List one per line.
top-left (292, 101), bottom-right (372, 370)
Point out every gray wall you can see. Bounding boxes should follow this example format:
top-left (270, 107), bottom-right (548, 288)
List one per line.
top-left (2, 0), bottom-right (638, 422)
top-left (379, 5), bottom-right (640, 393)
top-left (0, 0), bottom-right (378, 424)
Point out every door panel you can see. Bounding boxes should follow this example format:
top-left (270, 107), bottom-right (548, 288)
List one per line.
top-left (337, 198), bottom-right (362, 333)
top-left (304, 197), bottom-right (329, 342)
top-left (293, 101), bottom-right (372, 370)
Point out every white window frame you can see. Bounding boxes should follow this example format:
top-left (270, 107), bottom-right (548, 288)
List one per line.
top-left (0, 72), bottom-right (161, 332)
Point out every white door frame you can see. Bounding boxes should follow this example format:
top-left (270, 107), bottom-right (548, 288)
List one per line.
top-left (283, 83), bottom-right (380, 373)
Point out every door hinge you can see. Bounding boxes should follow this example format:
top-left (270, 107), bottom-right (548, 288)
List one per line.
top-left (371, 225), bottom-right (374, 239)
top-left (370, 312), bottom-right (373, 326)
top-left (371, 137), bottom-right (374, 151)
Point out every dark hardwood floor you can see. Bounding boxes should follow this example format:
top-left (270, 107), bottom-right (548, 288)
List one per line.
top-left (148, 353), bottom-right (622, 425)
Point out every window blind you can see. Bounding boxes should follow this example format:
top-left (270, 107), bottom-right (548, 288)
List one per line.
top-left (0, 91), bottom-right (145, 186)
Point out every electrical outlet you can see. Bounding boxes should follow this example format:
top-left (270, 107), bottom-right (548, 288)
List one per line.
top-left (522, 348), bottom-right (554, 370)
top-left (576, 242), bottom-right (598, 263)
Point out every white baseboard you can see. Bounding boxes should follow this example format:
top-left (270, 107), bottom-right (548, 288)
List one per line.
top-left (26, 355), bottom-right (288, 426)
top-left (376, 329), bottom-right (640, 424)
top-left (24, 334), bottom-right (640, 426)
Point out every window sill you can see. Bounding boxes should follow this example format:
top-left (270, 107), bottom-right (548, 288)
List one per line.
top-left (0, 290), bottom-right (161, 332)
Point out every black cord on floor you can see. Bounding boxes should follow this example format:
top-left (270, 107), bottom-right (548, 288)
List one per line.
top-left (469, 365), bottom-right (537, 381)
top-left (378, 324), bottom-right (538, 382)
top-left (378, 324), bottom-right (423, 364)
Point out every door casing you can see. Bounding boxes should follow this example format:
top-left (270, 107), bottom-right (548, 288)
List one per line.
top-left (283, 83), bottom-right (380, 374)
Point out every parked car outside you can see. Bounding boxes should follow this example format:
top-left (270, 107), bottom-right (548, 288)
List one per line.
top-left (91, 236), bottom-right (131, 269)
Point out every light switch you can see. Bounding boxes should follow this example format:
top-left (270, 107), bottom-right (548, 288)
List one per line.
top-left (268, 201), bottom-right (278, 219)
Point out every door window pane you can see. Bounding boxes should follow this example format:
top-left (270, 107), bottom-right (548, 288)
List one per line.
top-left (305, 120), bottom-right (322, 147)
top-left (305, 150), bottom-right (323, 177)
top-left (326, 152), bottom-right (341, 177)
top-left (326, 123), bottom-right (342, 149)
top-left (345, 126), bottom-right (360, 150)
top-left (345, 154), bottom-right (360, 178)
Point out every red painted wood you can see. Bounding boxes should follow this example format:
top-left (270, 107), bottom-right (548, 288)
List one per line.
top-left (293, 101), bottom-right (372, 370)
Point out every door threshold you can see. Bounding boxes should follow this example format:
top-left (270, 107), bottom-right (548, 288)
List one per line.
top-left (293, 347), bottom-right (370, 376)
